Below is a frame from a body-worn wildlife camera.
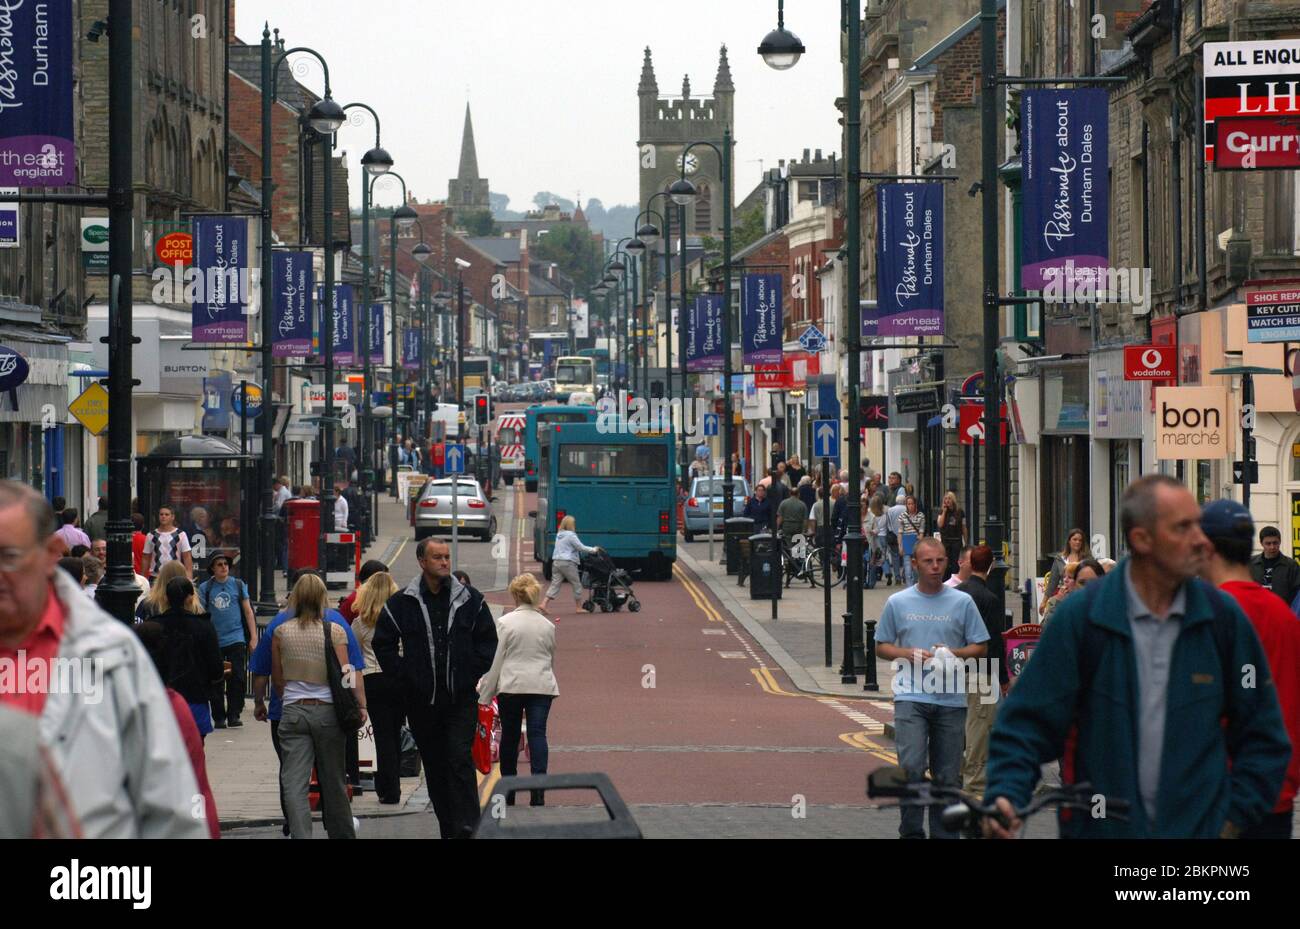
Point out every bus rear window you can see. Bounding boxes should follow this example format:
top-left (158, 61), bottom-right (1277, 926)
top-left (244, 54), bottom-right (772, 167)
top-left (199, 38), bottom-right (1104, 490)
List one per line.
top-left (558, 444), bottom-right (667, 478)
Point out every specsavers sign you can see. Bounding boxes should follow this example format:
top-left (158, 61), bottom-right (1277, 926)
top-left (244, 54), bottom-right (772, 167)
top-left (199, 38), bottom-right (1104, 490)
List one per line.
top-left (1155, 386), bottom-right (1231, 460)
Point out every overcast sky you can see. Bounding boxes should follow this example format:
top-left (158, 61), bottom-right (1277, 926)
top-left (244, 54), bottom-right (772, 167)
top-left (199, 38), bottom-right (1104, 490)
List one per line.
top-left (235, 0), bottom-right (843, 213)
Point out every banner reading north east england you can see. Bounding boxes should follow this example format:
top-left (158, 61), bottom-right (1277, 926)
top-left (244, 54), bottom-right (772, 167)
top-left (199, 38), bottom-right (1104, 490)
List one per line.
top-left (1021, 88), bottom-right (1109, 292)
top-left (688, 295), bottom-right (725, 372)
top-left (0, 1), bottom-right (76, 187)
top-left (331, 284), bottom-right (355, 366)
top-left (370, 305), bottom-right (385, 364)
top-left (874, 183), bottom-right (944, 337)
top-left (742, 274), bottom-right (782, 366)
top-left (272, 251), bottom-right (312, 357)
top-left (191, 216), bottom-right (249, 343)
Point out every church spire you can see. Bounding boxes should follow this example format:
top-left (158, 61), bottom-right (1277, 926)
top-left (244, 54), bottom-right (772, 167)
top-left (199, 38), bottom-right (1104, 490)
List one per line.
top-left (639, 46), bottom-right (658, 95)
top-left (457, 103), bottom-right (480, 182)
top-left (714, 44), bottom-right (734, 94)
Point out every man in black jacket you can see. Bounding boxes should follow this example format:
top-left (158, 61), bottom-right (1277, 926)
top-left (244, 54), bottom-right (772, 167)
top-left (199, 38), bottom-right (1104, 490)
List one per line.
top-left (374, 538), bottom-right (497, 838)
top-left (957, 544), bottom-right (1009, 795)
top-left (742, 483), bottom-right (774, 532)
top-left (1248, 525), bottom-right (1300, 608)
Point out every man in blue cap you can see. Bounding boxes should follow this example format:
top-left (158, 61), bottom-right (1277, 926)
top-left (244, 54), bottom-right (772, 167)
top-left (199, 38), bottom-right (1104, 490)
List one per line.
top-left (1199, 498), bottom-right (1300, 840)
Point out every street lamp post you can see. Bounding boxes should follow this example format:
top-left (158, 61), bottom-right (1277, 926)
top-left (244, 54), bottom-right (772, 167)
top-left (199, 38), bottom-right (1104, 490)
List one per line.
top-left (762, 3), bottom-right (866, 679)
top-left (259, 36), bottom-right (346, 583)
top-left (672, 129), bottom-right (734, 555)
top-left (94, 0), bottom-right (138, 624)
top-left (342, 102), bottom-right (392, 548)
top-left (376, 173), bottom-right (417, 497)
top-left (456, 258), bottom-right (472, 411)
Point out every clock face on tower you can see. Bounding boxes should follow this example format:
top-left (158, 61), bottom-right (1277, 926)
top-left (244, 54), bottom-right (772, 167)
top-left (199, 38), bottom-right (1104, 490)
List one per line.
top-left (676, 152), bottom-right (700, 174)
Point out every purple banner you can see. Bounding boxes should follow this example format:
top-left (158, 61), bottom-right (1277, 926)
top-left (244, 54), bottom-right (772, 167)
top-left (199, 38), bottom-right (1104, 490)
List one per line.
top-left (874, 183), bottom-right (944, 337)
top-left (0, 1), bottom-right (76, 187)
top-left (330, 284), bottom-right (355, 366)
top-left (742, 274), bottom-right (782, 366)
top-left (191, 216), bottom-right (249, 343)
top-left (403, 327), bottom-right (420, 371)
top-left (688, 295), bottom-right (725, 372)
top-left (1021, 88), bottom-right (1109, 292)
top-left (369, 304), bottom-right (385, 364)
top-left (272, 251), bottom-right (312, 357)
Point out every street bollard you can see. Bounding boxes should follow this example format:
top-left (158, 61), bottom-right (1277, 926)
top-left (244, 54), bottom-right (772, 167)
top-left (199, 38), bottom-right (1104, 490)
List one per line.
top-left (863, 618), bottom-right (879, 692)
top-left (839, 612), bottom-right (857, 684)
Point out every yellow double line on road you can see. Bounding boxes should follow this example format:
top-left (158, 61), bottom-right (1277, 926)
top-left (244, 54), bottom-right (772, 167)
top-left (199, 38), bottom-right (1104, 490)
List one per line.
top-left (674, 564), bottom-right (723, 623)
top-left (839, 730), bottom-right (898, 764)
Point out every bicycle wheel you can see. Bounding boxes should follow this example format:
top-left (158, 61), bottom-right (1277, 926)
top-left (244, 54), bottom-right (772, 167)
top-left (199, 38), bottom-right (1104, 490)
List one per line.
top-left (806, 548), bottom-right (844, 588)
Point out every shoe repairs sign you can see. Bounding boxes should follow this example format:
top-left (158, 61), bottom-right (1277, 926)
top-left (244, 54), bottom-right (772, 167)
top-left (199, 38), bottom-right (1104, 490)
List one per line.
top-left (1246, 278), bottom-right (1300, 343)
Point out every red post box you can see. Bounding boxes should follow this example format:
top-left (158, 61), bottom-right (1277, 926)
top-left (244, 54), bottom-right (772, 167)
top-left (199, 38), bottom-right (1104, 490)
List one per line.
top-left (285, 498), bottom-right (321, 573)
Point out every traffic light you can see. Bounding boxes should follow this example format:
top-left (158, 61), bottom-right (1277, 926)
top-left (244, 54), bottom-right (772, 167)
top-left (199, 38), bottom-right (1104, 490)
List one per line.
top-left (474, 393), bottom-right (490, 425)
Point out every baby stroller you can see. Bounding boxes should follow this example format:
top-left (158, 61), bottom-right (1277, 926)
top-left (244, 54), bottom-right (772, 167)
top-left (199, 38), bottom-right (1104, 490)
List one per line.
top-left (580, 548), bottom-right (641, 613)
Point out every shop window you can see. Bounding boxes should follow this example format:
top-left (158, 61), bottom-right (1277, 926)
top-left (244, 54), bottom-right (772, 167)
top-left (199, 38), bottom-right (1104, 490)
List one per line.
top-left (1196, 460), bottom-right (1214, 505)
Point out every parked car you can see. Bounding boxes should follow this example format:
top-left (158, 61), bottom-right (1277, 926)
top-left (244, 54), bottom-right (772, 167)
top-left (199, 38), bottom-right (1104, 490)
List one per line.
top-left (413, 478), bottom-right (497, 542)
top-left (682, 476), bottom-right (750, 542)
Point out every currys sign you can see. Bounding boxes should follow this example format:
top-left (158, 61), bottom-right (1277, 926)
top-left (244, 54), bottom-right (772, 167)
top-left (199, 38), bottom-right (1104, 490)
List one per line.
top-left (0, 1), bottom-right (76, 187)
top-left (741, 274), bottom-right (782, 366)
top-left (874, 183), bottom-right (944, 337)
top-left (1021, 88), bottom-right (1109, 292)
top-left (0, 344), bottom-right (30, 411)
top-left (272, 251), bottom-right (312, 357)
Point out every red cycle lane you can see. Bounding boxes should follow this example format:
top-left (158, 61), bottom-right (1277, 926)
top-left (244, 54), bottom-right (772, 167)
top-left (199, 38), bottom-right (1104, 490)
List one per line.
top-left (493, 486), bottom-right (895, 808)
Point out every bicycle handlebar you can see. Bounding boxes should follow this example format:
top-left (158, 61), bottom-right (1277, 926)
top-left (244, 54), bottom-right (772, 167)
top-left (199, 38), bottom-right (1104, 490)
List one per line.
top-left (866, 765), bottom-right (1130, 837)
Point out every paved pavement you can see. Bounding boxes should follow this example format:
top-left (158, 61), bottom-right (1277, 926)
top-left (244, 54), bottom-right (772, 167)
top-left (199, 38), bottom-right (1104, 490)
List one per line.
top-left (210, 488), bottom-right (513, 830)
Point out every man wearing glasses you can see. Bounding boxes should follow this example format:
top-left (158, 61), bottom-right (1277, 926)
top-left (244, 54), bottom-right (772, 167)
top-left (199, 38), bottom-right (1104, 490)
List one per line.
top-left (0, 480), bottom-right (207, 838)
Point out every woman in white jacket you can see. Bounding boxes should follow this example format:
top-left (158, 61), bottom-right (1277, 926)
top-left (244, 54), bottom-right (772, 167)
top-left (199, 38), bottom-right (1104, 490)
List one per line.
top-left (478, 574), bottom-right (559, 806)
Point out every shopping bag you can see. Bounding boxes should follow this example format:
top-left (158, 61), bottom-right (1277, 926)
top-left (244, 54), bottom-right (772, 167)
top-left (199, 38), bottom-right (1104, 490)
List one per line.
top-left (472, 701), bottom-right (496, 775)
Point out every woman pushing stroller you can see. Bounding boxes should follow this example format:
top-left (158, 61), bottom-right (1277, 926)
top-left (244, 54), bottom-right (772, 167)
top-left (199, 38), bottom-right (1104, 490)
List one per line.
top-left (542, 516), bottom-right (600, 615)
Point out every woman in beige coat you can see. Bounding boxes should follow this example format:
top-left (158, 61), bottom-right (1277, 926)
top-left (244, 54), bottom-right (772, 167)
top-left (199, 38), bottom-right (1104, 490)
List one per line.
top-left (478, 573), bottom-right (559, 806)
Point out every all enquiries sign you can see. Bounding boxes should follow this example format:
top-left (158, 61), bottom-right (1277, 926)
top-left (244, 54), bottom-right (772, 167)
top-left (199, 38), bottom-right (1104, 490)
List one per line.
top-left (1204, 40), bottom-right (1300, 169)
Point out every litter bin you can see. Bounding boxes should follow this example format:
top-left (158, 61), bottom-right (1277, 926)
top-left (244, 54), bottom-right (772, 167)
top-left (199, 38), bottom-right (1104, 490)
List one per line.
top-left (748, 531), bottom-right (782, 600)
top-left (723, 517), bottom-right (755, 576)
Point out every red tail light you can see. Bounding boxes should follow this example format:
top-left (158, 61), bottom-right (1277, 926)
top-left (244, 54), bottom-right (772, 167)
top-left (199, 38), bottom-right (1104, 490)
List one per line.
top-left (556, 510), bottom-right (566, 528)
top-left (467, 499), bottom-right (486, 509)
top-left (420, 499), bottom-right (439, 508)
top-left (687, 497), bottom-right (697, 508)
top-left (659, 510), bottom-right (670, 534)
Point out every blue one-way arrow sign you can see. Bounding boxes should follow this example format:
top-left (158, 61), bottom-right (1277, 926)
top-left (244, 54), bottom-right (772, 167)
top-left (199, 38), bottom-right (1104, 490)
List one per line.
top-left (702, 412), bottom-right (718, 437)
top-left (445, 443), bottom-right (465, 474)
top-left (813, 419), bottom-right (840, 458)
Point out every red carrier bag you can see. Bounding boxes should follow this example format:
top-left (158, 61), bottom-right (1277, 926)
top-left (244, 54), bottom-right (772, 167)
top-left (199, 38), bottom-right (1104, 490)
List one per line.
top-left (472, 700), bottom-right (496, 775)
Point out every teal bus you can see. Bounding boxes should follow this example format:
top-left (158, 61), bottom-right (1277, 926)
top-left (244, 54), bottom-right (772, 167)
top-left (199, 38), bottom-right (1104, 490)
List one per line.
top-left (535, 421), bottom-right (677, 580)
top-left (523, 403), bottom-right (597, 492)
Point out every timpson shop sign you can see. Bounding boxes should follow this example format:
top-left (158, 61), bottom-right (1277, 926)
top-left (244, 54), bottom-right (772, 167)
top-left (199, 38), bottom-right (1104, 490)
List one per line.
top-left (1205, 40), bottom-right (1300, 170)
top-left (1155, 386), bottom-right (1231, 460)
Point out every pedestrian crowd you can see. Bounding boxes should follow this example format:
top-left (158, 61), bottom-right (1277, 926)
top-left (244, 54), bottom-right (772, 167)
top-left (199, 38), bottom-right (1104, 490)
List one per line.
top-left (873, 473), bottom-right (1299, 840)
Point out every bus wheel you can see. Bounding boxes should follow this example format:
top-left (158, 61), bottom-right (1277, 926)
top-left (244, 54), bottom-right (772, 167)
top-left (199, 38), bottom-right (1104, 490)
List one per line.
top-left (543, 560), bottom-right (553, 581)
top-left (504, 474), bottom-right (515, 486)
top-left (646, 553), bottom-right (671, 581)
top-left (525, 480), bottom-right (537, 493)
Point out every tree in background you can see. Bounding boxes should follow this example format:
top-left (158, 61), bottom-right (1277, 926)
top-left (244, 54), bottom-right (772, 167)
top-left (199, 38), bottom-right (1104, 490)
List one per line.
top-left (456, 210), bottom-right (499, 236)
top-left (533, 224), bottom-right (604, 295)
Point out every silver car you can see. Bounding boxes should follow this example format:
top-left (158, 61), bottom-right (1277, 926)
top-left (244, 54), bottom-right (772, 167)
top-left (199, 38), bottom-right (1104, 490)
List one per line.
top-left (413, 478), bottom-right (497, 542)
top-left (682, 476), bottom-right (750, 542)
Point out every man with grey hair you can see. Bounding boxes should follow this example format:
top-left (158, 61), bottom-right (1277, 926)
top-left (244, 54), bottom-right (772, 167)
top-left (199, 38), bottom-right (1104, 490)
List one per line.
top-left (0, 480), bottom-right (207, 838)
top-left (985, 474), bottom-right (1290, 838)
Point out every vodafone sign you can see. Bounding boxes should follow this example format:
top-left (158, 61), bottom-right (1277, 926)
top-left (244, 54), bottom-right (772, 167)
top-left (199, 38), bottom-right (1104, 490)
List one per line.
top-left (1124, 345), bottom-right (1175, 380)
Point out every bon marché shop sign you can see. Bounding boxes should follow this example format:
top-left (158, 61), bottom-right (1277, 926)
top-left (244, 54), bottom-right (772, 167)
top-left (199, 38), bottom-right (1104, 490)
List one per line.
top-left (1155, 386), bottom-right (1232, 460)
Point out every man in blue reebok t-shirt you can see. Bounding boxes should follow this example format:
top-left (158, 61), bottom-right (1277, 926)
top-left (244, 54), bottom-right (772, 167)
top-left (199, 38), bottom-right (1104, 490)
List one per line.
top-left (875, 536), bottom-right (989, 839)
top-left (198, 553), bottom-right (257, 728)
